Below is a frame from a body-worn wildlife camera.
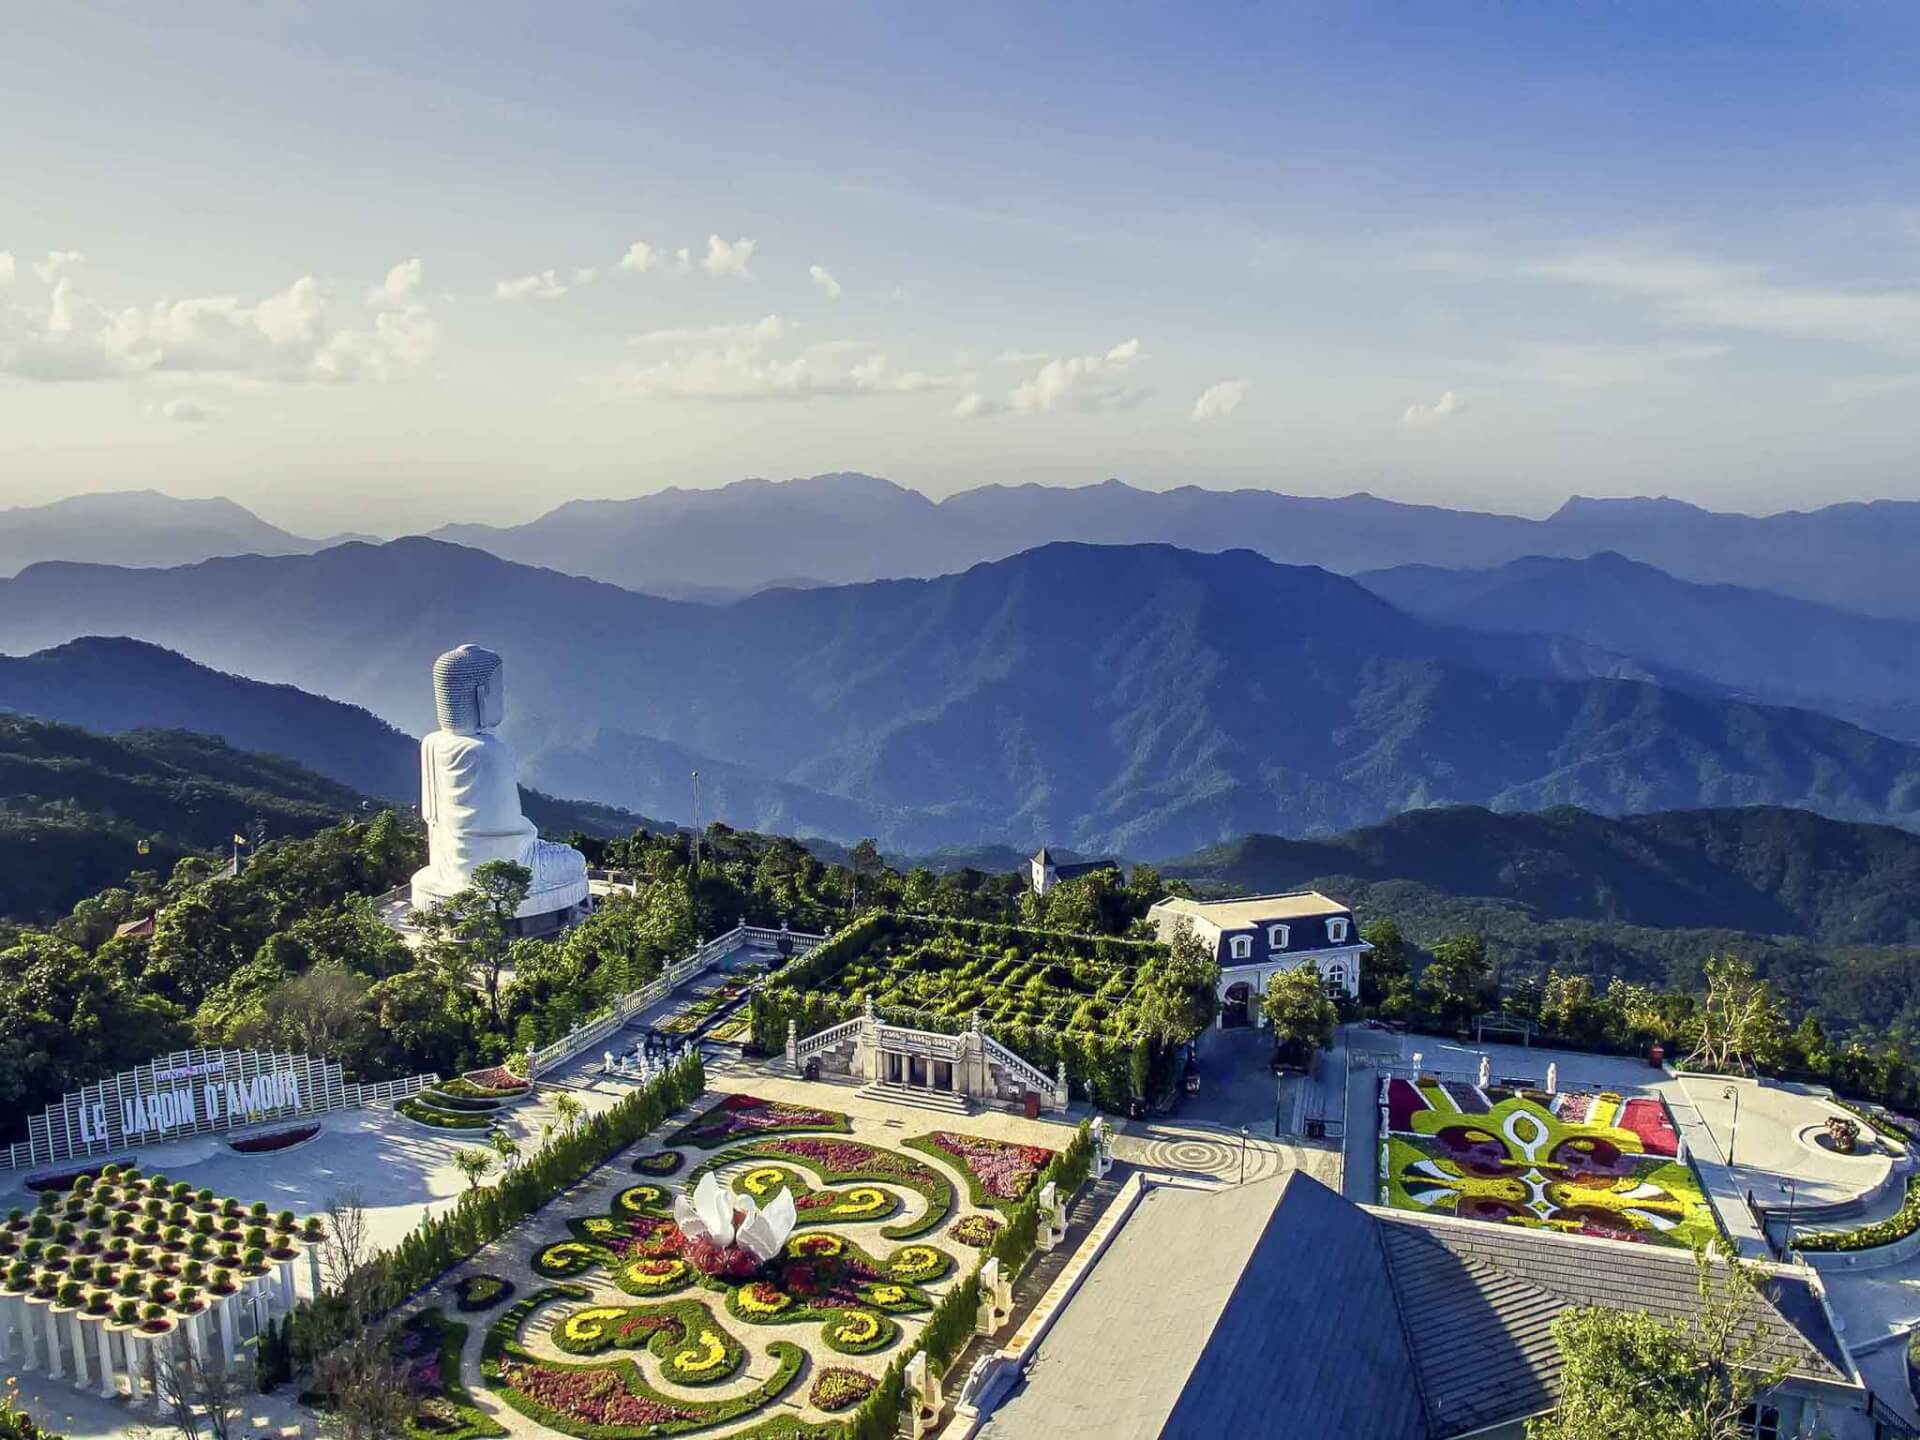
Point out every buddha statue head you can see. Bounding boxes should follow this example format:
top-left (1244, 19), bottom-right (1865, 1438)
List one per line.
top-left (432, 644), bottom-right (506, 735)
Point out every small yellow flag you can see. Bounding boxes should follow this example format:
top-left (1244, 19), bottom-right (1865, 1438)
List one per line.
top-left (233, 833), bottom-right (249, 847)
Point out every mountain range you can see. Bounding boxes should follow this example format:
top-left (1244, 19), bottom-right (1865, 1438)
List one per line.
top-left (3, 540), bottom-right (1918, 855)
top-left (0, 636), bottom-right (662, 842)
top-left (24, 477), bottom-right (1920, 621)
top-left (1357, 552), bottom-right (1920, 742)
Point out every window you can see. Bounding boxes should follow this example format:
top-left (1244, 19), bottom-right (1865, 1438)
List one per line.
top-left (1229, 935), bottom-right (1253, 962)
top-left (1324, 964), bottom-right (1347, 998)
top-left (1737, 1405), bottom-right (1780, 1440)
top-left (1267, 923), bottom-right (1289, 950)
top-left (1326, 916), bottom-right (1350, 945)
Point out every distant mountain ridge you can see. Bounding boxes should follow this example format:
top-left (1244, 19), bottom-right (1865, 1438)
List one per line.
top-left (0, 636), bottom-right (666, 841)
top-left (0, 490), bottom-right (338, 578)
top-left (3, 539), bottom-right (1918, 854)
top-left (1358, 552), bottom-right (1920, 741)
top-left (415, 472), bottom-right (1920, 620)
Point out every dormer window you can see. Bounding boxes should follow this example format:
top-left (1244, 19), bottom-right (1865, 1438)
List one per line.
top-left (1267, 924), bottom-right (1289, 950)
top-left (1327, 917), bottom-right (1350, 945)
top-left (1229, 935), bottom-right (1253, 962)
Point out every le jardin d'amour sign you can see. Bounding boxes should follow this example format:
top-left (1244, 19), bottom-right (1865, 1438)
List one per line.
top-left (2, 1046), bottom-right (432, 1172)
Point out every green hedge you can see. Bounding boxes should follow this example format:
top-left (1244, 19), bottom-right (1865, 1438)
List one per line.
top-left (1797, 1176), bottom-right (1920, 1253)
top-left (398, 1098), bottom-right (492, 1130)
top-left (751, 913), bottom-right (1184, 1109)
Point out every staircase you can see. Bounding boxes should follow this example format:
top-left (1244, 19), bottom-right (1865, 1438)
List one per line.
top-left (856, 1081), bottom-right (972, 1115)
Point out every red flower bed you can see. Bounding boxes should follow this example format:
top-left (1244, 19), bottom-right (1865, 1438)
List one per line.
top-left (810, 1366), bottom-right (876, 1412)
top-left (1384, 1078), bottom-right (1426, 1133)
top-left (499, 1362), bottom-right (701, 1428)
top-left (228, 1124), bottom-right (319, 1154)
top-left (672, 1094), bottom-right (846, 1148)
top-left (1619, 1098), bottom-right (1679, 1158)
top-left (925, 1132), bottom-right (1053, 1203)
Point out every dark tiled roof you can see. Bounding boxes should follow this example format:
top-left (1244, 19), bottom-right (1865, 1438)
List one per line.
top-left (1375, 1210), bottom-right (1853, 1436)
top-left (1160, 1175), bottom-right (1428, 1440)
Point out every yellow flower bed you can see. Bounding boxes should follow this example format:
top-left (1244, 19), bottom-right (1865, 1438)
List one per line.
top-left (671, 1329), bottom-right (730, 1378)
top-left (622, 1258), bottom-right (691, 1295)
top-left (560, 1307), bottom-right (629, 1345)
top-left (829, 1311), bottom-right (881, 1346)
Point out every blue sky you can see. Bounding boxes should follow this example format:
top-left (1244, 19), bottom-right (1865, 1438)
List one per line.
top-left (4, 1), bottom-right (1919, 533)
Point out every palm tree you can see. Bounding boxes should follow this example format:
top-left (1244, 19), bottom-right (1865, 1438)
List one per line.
top-left (552, 1092), bottom-right (584, 1136)
top-left (452, 1148), bottom-right (496, 1190)
top-left (488, 1130), bottom-right (522, 1171)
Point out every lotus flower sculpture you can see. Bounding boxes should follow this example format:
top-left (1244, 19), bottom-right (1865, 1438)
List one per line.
top-left (672, 1172), bottom-right (796, 1263)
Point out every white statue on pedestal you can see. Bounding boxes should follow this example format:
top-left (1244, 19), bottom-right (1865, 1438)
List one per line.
top-left (410, 645), bottom-right (589, 919)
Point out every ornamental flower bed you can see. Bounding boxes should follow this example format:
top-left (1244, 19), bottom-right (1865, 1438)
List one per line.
top-left (229, 1124), bottom-right (320, 1154)
top-left (950, 1214), bottom-right (1001, 1248)
top-left (808, 1366), bottom-right (876, 1412)
top-left (400, 1307), bottom-right (507, 1440)
top-left (730, 1165), bottom-right (902, 1227)
top-left (691, 1136), bottom-right (954, 1239)
top-left (548, 1298), bottom-right (745, 1386)
top-left (633, 1150), bottom-right (685, 1176)
top-left (1377, 1080), bottom-right (1715, 1249)
top-left (455, 1273), bottom-right (515, 1313)
top-left (668, 1094), bottom-right (851, 1150)
top-left (481, 1286), bottom-right (806, 1439)
top-left (460, 1066), bottom-right (530, 1094)
top-left (1798, 1176), bottom-right (1920, 1252)
top-left (907, 1131), bottom-right (1054, 1207)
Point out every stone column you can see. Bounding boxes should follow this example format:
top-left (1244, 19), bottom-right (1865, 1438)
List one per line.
top-left (306, 1244), bottom-right (322, 1299)
top-left (143, 1335), bottom-right (166, 1414)
top-left (36, 1301), bottom-right (63, 1379)
top-left (0, 1293), bottom-right (16, 1363)
top-left (97, 1321), bottom-right (118, 1400)
top-left (122, 1330), bottom-right (144, 1401)
top-left (186, 1308), bottom-right (207, 1367)
top-left (15, 1298), bottom-right (39, 1372)
top-left (277, 1258), bottom-right (296, 1312)
top-left (66, 1310), bottom-right (89, 1385)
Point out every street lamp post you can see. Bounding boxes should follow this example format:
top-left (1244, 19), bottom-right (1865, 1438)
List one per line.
top-left (1239, 1125), bottom-right (1249, 1186)
top-left (1723, 1084), bottom-right (1741, 1168)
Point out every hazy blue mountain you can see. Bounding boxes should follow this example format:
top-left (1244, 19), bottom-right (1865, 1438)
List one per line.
top-left (0, 636), bottom-right (663, 841)
top-left (402, 472), bottom-right (1920, 620)
top-left (1163, 803), bottom-right (1920, 944)
top-left (0, 491), bottom-right (329, 578)
top-left (3, 539), bottom-right (1919, 855)
top-left (1358, 552), bottom-right (1920, 741)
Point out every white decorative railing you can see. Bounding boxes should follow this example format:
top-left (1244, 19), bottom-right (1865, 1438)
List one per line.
top-left (980, 1032), bottom-right (1056, 1099)
top-left (792, 1016), bottom-right (866, 1066)
top-left (876, 1023), bottom-right (967, 1061)
top-left (525, 919), bottom-right (826, 1079)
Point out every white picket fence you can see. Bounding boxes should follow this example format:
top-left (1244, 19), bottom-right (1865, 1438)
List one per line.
top-left (524, 920), bottom-right (824, 1079)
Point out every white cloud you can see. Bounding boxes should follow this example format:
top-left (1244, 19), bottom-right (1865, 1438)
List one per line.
top-left (674, 247), bottom-right (693, 272)
top-left (809, 264), bottom-right (842, 299)
top-left (32, 250), bottom-right (85, 284)
top-left (700, 235), bottom-right (755, 279)
top-left (1524, 247), bottom-right (1920, 355)
top-left (974, 338), bottom-right (1146, 416)
top-left (1191, 378), bottom-right (1249, 422)
top-left (1401, 390), bottom-right (1464, 428)
top-left (610, 315), bottom-right (956, 402)
top-left (619, 241), bottom-right (662, 274)
top-left (628, 314), bottom-right (786, 347)
top-left (495, 269), bottom-right (568, 301)
top-left (574, 266), bottom-right (597, 286)
top-left (0, 252), bottom-right (13, 287)
top-left (148, 397), bottom-right (215, 423)
top-left (951, 391), bottom-right (998, 419)
top-left (0, 259), bottom-right (437, 384)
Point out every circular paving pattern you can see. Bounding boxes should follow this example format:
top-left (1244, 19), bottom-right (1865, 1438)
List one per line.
top-left (1129, 1130), bottom-right (1294, 1185)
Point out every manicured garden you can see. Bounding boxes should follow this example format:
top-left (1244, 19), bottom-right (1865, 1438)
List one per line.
top-left (748, 913), bottom-right (1211, 1107)
top-left (456, 1092), bottom-right (1086, 1439)
top-left (1378, 1077), bottom-right (1717, 1248)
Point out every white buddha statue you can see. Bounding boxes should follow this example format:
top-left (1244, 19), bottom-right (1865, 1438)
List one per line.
top-left (409, 644), bottom-right (590, 919)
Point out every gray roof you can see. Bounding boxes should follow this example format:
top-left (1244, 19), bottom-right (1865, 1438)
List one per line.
top-left (981, 1173), bottom-right (1857, 1440)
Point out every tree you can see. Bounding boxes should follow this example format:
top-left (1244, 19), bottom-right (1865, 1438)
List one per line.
top-left (1261, 964), bottom-right (1338, 1067)
top-left (1526, 1243), bottom-right (1792, 1440)
top-left (1131, 919), bottom-right (1220, 1042)
top-left (452, 1147), bottom-right (496, 1190)
top-left (1421, 934), bottom-right (1490, 1031)
top-left (1358, 918), bottom-right (1410, 1009)
top-left (414, 860), bottom-right (531, 1025)
top-left (254, 962), bottom-right (372, 1058)
top-left (150, 1331), bottom-right (255, 1440)
top-left (1683, 955), bottom-right (1788, 1075)
top-left (487, 1129), bottom-right (522, 1171)
top-left (552, 1091), bottom-right (584, 1136)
